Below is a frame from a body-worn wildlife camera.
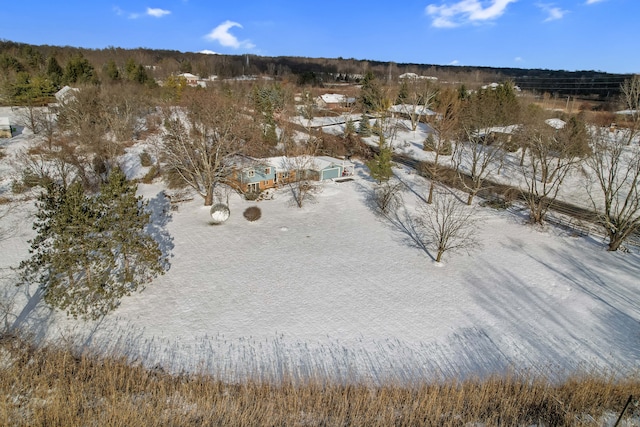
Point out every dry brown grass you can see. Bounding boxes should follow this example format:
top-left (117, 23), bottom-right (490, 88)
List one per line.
top-left (0, 335), bottom-right (637, 426)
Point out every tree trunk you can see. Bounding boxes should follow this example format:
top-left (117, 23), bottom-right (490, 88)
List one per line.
top-left (519, 147), bottom-right (526, 166)
top-left (607, 235), bottom-right (623, 251)
top-left (436, 249), bottom-right (443, 263)
top-left (467, 192), bottom-right (474, 206)
top-left (205, 186), bottom-right (214, 206)
top-left (427, 182), bottom-right (434, 204)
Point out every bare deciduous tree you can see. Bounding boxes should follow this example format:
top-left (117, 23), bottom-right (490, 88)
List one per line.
top-left (160, 90), bottom-right (247, 206)
top-left (516, 106), bottom-right (588, 224)
top-left (396, 79), bottom-right (437, 132)
top-left (423, 87), bottom-right (460, 204)
top-left (417, 190), bottom-right (479, 263)
top-left (282, 139), bottom-right (322, 208)
top-left (620, 74), bottom-right (640, 145)
top-left (373, 178), bottom-right (404, 215)
top-left (587, 128), bottom-right (640, 251)
top-left (14, 105), bottom-right (58, 149)
top-left (454, 130), bottom-right (505, 206)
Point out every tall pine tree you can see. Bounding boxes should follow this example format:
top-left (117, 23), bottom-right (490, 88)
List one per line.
top-left (19, 169), bottom-right (166, 319)
top-left (366, 134), bottom-right (393, 183)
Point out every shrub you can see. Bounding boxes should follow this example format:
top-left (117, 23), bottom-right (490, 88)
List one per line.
top-left (11, 179), bottom-right (27, 194)
top-left (141, 165), bottom-right (159, 184)
top-left (423, 134), bottom-right (452, 155)
top-left (244, 191), bottom-right (260, 201)
top-left (139, 151), bottom-right (153, 167)
top-left (164, 166), bottom-right (189, 190)
top-left (243, 206), bottom-right (261, 222)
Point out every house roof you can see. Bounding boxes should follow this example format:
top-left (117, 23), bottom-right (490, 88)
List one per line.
top-left (398, 73), bottom-right (438, 80)
top-left (54, 85), bottom-right (79, 102)
top-left (239, 155), bottom-right (354, 172)
top-left (388, 104), bottom-right (436, 116)
top-left (475, 124), bottom-right (521, 137)
top-left (0, 117), bottom-right (10, 128)
top-left (177, 73), bottom-right (200, 80)
top-left (317, 94), bottom-right (356, 104)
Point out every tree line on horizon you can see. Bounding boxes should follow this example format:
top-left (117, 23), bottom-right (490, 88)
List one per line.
top-left (0, 39), bottom-right (633, 107)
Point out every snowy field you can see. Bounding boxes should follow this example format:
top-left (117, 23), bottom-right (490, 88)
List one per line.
top-left (1, 107), bottom-right (639, 384)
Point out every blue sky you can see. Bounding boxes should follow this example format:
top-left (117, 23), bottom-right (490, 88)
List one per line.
top-left (1, 0), bottom-right (637, 74)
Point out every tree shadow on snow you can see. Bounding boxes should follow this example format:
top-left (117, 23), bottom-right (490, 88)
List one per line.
top-left (146, 191), bottom-right (175, 272)
top-left (9, 284), bottom-right (55, 342)
top-left (384, 205), bottom-right (435, 262)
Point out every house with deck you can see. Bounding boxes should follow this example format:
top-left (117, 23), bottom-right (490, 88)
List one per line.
top-left (229, 155), bottom-right (355, 194)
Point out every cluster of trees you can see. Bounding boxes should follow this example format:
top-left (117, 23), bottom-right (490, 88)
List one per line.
top-left (365, 73), bottom-right (640, 256)
top-left (2, 40), bottom-right (632, 108)
top-left (0, 42), bottom-right (157, 105)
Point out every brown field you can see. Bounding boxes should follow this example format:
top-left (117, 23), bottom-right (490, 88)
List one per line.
top-left (1, 334), bottom-right (638, 426)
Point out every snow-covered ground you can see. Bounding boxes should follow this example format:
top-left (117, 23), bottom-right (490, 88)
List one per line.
top-left (1, 107), bottom-right (639, 384)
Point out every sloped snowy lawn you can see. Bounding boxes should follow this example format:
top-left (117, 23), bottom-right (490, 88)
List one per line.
top-left (3, 163), bottom-right (638, 384)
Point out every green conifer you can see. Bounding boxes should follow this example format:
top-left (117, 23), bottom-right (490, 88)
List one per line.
top-left (19, 169), bottom-right (166, 320)
top-left (366, 135), bottom-right (393, 183)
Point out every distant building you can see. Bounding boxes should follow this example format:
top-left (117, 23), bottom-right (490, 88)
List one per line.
top-left (399, 73), bottom-right (438, 81)
top-left (388, 104), bottom-right (437, 119)
top-left (315, 94), bottom-right (356, 109)
top-left (54, 85), bottom-right (79, 103)
top-left (175, 73), bottom-right (210, 87)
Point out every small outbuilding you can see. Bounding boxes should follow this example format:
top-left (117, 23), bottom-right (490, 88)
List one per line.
top-left (0, 117), bottom-right (12, 138)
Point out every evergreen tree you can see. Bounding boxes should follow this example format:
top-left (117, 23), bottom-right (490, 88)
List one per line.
top-left (366, 135), bottom-right (393, 183)
top-left (358, 114), bottom-right (371, 136)
top-left (45, 56), bottom-right (63, 87)
top-left (63, 53), bottom-right (97, 85)
top-left (19, 170), bottom-right (166, 320)
top-left (358, 71), bottom-right (383, 113)
top-left (396, 80), bottom-right (409, 104)
top-left (132, 64), bottom-right (149, 84)
top-left (96, 167), bottom-right (164, 289)
top-left (124, 58), bottom-right (138, 81)
top-left (372, 119), bottom-right (383, 136)
top-left (104, 59), bottom-right (120, 82)
top-left (344, 118), bottom-right (356, 136)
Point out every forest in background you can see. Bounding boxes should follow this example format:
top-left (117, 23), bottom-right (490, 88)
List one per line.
top-left (0, 39), bottom-right (632, 107)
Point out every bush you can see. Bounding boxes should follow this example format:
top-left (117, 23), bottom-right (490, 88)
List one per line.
top-left (243, 206), bottom-right (261, 222)
top-left (244, 191), bottom-right (260, 201)
top-left (164, 167), bottom-right (189, 190)
top-left (423, 134), bottom-right (452, 155)
top-left (141, 165), bottom-right (159, 184)
top-left (11, 179), bottom-right (27, 194)
top-left (139, 151), bottom-right (153, 167)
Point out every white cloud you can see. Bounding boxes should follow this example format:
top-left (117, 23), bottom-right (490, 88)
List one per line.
top-left (515, 56), bottom-right (523, 62)
top-left (585, 0), bottom-right (606, 4)
top-left (146, 7), bottom-right (171, 18)
top-left (204, 20), bottom-right (255, 49)
top-left (449, 59), bottom-right (460, 65)
top-left (426, 0), bottom-right (517, 28)
top-left (536, 3), bottom-right (568, 21)
top-left (199, 50), bottom-right (218, 55)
